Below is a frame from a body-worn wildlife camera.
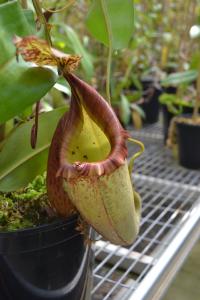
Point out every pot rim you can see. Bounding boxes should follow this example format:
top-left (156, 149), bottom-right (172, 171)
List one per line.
top-left (175, 114), bottom-right (200, 128)
top-left (0, 213), bottom-right (78, 237)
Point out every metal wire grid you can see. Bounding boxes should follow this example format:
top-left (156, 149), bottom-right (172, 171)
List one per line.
top-left (129, 124), bottom-right (200, 187)
top-left (134, 145), bottom-right (200, 187)
top-left (92, 123), bottom-right (200, 300)
top-left (128, 123), bottom-right (163, 142)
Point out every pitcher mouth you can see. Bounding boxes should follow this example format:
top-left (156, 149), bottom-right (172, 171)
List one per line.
top-left (56, 72), bottom-right (130, 180)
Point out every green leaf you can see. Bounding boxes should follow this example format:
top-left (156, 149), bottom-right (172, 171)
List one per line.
top-left (129, 91), bottom-right (143, 102)
top-left (159, 93), bottom-right (193, 115)
top-left (119, 94), bottom-right (131, 125)
top-left (0, 0), bottom-right (7, 4)
top-left (23, 9), bottom-right (36, 33)
top-left (159, 93), bottom-right (179, 105)
top-left (131, 74), bottom-right (143, 91)
top-left (130, 103), bottom-right (145, 119)
top-left (63, 25), bottom-right (94, 79)
top-left (161, 70), bottom-right (198, 86)
top-left (86, 0), bottom-right (134, 49)
top-left (0, 0), bottom-right (57, 124)
top-left (190, 52), bottom-right (200, 70)
top-left (0, 64), bottom-right (57, 124)
top-left (0, 107), bottom-right (67, 192)
top-left (54, 83), bottom-right (71, 96)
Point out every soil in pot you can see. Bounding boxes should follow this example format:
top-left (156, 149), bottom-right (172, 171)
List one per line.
top-left (0, 175), bottom-right (59, 232)
top-left (0, 175), bottom-right (92, 300)
top-left (176, 116), bottom-right (200, 169)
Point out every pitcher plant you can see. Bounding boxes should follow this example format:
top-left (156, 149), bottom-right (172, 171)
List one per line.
top-left (14, 36), bottom-right (144, 246)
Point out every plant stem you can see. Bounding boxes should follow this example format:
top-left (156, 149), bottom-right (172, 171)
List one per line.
top-left (176, 0), bottom-right (191, 99)
top-left (42, 0), bottom-right (75, 13)
top-left (193, 67), bottom-right (200, 121)
top-left (32, 0), bottom-right (52, 46)
top-left (106, 44), bottom-right (112, 105)
top-left (100, 0), bottom-right (113, 105)
top-left (30, 101), bottom-right (40, 149)
top-left (21, 0), bottom-right (28, 9)
top-left (114, 57), bottom-right (134, 99)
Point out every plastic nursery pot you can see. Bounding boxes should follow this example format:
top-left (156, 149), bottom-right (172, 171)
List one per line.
top-left (162, 104), bottom-right (193, 143)
top-left (176, 117), bottom-right (200, 169)
top-left (139, 78), bottom-right (162, 124)
top-left (0, 215), bottom-right (92, 300)
top-left (160, 85), bottom-right (177, 142)
top-left (139, 88), bottom-right (161, 124)
top-left (141, 77), bottom-right (157, 91)
top-left (163, 86), bottom-right (177, 95)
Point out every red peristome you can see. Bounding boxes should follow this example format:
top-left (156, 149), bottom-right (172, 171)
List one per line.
top-left (57, 72), bottom-right (130, 180)
top-left (47, 111), bottom-right (76, 217)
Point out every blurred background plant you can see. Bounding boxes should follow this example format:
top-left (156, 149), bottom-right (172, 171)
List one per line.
top-left (26, 0), bottom-right (200, 128)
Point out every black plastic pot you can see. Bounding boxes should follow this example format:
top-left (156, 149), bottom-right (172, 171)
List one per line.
top-left (160, 85), bottom-right (177, 142)
top-left (163, 86), bottom-right (177, 95)
top-left (139, 78), bottom-right (162, 124)
top-left (176, 118), bottom-right (200, 169)
top-left (162, 104), bottom-right (193, 143)
top-left (139, 88), bottom-right (161, 124)
top-left (0, 215), bottom-right (92, 300)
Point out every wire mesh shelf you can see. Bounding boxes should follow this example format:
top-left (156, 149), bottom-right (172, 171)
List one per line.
top-left (92, 121), bottom-right (200, 300)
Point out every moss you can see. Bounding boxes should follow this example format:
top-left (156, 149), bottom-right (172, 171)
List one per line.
top-left (0, 174), bottom-right (59, 232)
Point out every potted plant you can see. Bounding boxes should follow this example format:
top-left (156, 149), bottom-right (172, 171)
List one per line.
top-left (166, 66), bottom-right (200, 169)
top-left (0, 1), bottom-right (144, 299)
top-left (162, 7), bottom-right (200, 166)
top-left (158, 0), bottom-right (199, 143)
top-left (108, 64), bottom-right (146, 129)
top-left (0, 1), bottom-right (92, 299)
top-left (109, 64), bottom-right (161, 129)
top-left (133, 74), bottom-right (162, 125)
top-left (159, 72), bottom-right (195, 142)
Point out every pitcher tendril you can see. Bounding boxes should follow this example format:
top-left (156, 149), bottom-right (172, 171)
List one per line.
top-left (30, 100), bottom-right (40, 149)
top-left (128, 138), bottom-right (145, 175)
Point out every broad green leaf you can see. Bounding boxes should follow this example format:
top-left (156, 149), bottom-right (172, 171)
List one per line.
top-left (161, 70), bottom-right (198, 86)
top-left (0, 63), bottom-right (57, 124)
top-left (0, 107), bottom-right (66, 192)
top-left (0, 1), bottom-right (33, 64)
top-left (23, 9), bottom-right (36, 33)
top-left (119, 94), bottom-right (131, 125)
top-left (86, 0), bottom-right (134, 49)
top-left (63, 25), bottom-right (94, 79)
top-left (0, 0), bottom-right (57, 124)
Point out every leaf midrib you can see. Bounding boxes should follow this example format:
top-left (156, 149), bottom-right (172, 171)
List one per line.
top-left (0, 143), bottom-right (49, 180)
